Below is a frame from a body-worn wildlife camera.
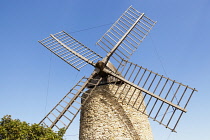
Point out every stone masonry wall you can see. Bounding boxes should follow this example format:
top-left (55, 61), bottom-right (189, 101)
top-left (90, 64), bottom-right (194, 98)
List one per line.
top-left (79, 84), bottom-right (153, 140)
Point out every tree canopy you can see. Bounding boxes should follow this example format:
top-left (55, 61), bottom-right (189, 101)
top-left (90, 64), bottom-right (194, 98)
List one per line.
top-left (0, 115), bottom-right (65, 140)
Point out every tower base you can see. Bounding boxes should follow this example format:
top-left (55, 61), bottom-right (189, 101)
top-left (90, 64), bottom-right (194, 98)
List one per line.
top-left (79, 84), bottom-right (153, 140)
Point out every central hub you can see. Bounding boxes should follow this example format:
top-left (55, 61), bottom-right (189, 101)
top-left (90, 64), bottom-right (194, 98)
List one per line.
top-left (95, 61), bottom-right (107, 77)
top-left (95, 61), bottom-right (106, 71)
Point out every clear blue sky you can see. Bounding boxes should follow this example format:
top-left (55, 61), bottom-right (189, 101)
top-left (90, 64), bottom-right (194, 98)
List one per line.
top-left (0, 0), bottom-right (209, 140)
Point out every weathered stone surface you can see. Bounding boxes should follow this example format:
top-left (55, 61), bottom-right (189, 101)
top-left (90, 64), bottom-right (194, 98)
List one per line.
top-left (79, 84), bottom-right (153, 140)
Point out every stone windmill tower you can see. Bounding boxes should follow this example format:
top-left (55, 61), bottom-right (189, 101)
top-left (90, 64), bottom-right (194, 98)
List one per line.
top-left (38, 6), bottom-right (197, 140)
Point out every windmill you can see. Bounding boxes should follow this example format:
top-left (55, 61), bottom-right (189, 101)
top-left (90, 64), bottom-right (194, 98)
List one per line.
top-left (38, 6), bottom-right (197, 139)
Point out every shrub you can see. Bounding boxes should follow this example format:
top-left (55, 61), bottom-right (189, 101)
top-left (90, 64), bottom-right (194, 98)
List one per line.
top-left (0, 115), bottom-right (65, 140)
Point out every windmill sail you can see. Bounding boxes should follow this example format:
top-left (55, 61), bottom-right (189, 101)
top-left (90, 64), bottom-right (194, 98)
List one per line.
top-left (40, 73), bottom-right (102, 131)
top-left (39, 31), bottom-right (102, 71)
top-left (97, 6), bottom-right (156, 66)
top-left (104, 59), bottom-right (197, 132)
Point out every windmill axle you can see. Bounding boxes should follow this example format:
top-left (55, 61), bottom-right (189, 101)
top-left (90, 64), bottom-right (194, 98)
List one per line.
top-left (95, 61), bottom-right (107, 77)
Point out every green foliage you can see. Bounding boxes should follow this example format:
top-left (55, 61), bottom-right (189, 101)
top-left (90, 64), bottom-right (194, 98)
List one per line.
top-left (0, 115), bottom-right (65, 140)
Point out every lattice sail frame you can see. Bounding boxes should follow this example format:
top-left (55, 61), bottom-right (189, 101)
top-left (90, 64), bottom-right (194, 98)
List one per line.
top-left (97, 6), bottom-right (156, 65)
top-left (39, 31), bottom-right (102, 71)
top-left (40, 73), bottom-right (102, 131)
top-left (105, 59), bottom-right (197, 132)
